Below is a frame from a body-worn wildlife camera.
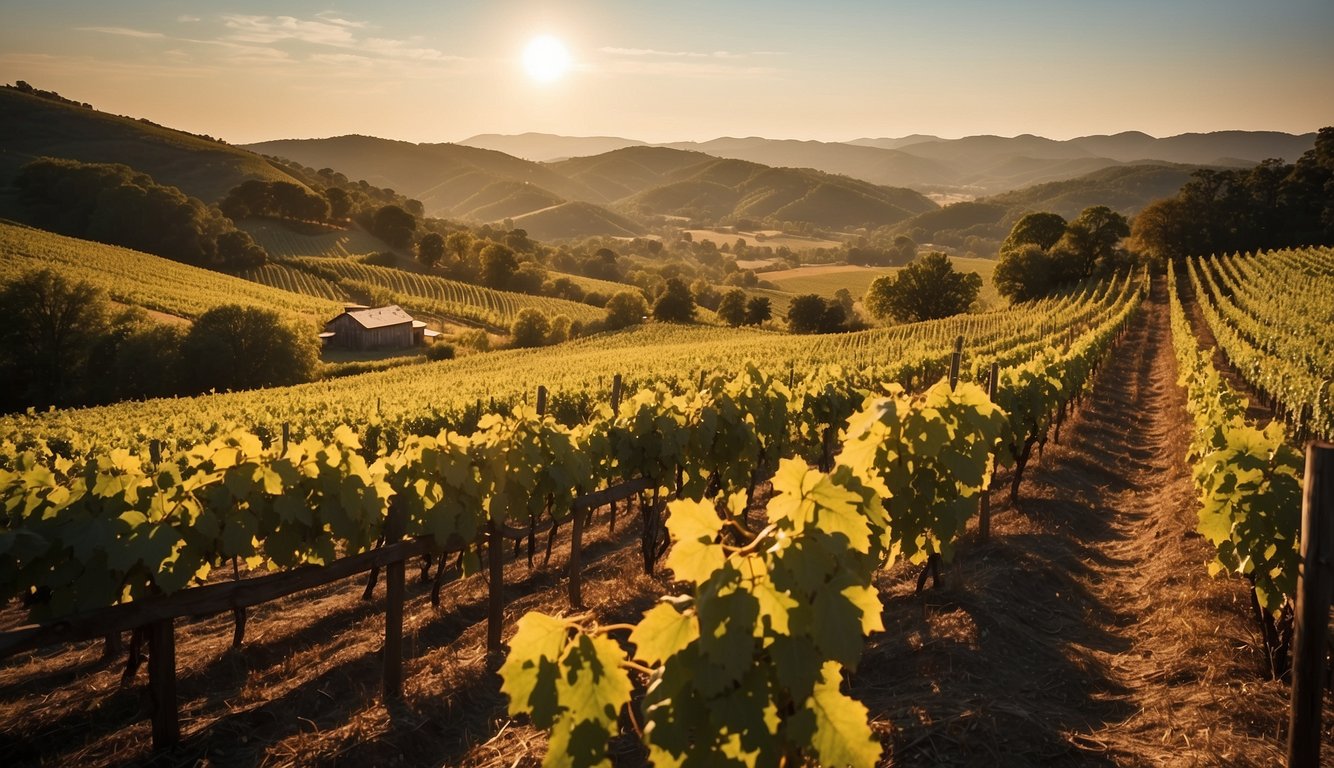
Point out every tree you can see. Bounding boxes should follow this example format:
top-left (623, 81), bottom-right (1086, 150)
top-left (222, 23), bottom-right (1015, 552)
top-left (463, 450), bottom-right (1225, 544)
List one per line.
top-left (0, 269), bottom-right (108, 409)
top-left (371, 204), bottom-right (417, 249)
top-left (511, 262), bottom-right (548, 294)
top-left (16, 158), bottom-right (267, 270)
top-left (179, 306), bottom-right (318, 393)
top-left (744, 296), bottom-right (772, 326)
top-left (324, 187), bottom-right (353, 220)
top-left (691, 278), bottom-right (722, 311)
top-left (543, 277), bottom-right (585, 302)
top-left (1129, 198), bottom-right (1194, 265)
top-left (1000, 212), bottom-right (1067, 253)
top-left (221, 180), bottom-right (328, 222)
top-left (717, 289), bottom-right (748, 326)
top-left (417, 232), bottom-right (446, 267)
top-left (510, 308), bottom-right (550, 348)
top-left (548, 314), bottom-right (574, 344)
top-left (445, 231), bottom-right (474, 263)
top-left (786, 294), bottom-right (829, 334)
top-left (604, 290), bottom-right (649, 330)
top-left (819, 302), bottom-right (848, 334)
top-left (993, 243), bottom-right (1054, 303)
top-left (480, 243), bottom-right (519, 290)
top-left (1055, 206), bottom-right (1130, 279)
top-left (652, 277), bottom-right (696, 323)
top-left (863, 252), bottom-right (981, 322)
top-left (833, 288), bottom-right (855, 316)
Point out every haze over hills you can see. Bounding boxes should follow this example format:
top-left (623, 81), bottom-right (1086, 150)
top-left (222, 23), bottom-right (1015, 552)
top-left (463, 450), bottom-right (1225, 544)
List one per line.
top-left (889, 163), bottom-right (1207, 255)
top-left (243, 135), bottom-right (603, 217)
top-left (464, 130), bottom-right (1318, 197)
top-left (242, 138), bottom-right (940, 238)
top-left (459, 133), bottom-right (646, 162)
top-left (1, 85), bottom-right (1314, 246)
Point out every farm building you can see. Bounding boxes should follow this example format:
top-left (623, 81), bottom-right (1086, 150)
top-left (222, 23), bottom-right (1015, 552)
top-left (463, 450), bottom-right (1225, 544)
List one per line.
top-left (321, 305), bottom-right (439, 349)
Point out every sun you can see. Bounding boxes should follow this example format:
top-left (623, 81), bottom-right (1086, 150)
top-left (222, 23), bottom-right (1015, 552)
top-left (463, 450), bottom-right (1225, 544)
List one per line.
top-left (522, 35), bottom-right (571, 83)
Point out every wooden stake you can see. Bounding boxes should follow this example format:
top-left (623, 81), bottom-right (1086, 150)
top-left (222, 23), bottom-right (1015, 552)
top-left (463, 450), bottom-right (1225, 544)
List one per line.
top-left (147, 619), bottom-right (179, 750)
top-left (979, 361), bottom-right (999, 543)
top-left (1288, 441), bottom-right (1334, 768)
top-left (948, 336), bottom-right (963, 391)
top-left (610, 374), bottom-right (623, 415)
top-left (535, 385), bottom-right (548, 417)
top-left (487, 519), bottom-right (505, 656)
top-left (568, 505), bottom-right (585, 609)
top-left (383, 501), bottom-right (407, 702)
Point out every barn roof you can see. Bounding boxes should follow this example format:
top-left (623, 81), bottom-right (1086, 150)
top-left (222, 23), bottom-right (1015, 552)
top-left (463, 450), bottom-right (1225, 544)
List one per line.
top-left (339, 305), bottom-right (414, 329)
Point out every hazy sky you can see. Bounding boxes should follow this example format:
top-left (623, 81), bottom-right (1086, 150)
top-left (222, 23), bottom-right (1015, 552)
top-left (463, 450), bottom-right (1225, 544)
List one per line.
top-left (2, 1), bottom-right (1331, 145)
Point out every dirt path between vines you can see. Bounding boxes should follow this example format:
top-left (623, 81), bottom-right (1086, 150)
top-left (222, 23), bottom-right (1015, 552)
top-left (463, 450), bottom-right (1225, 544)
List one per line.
top-left (859, 274), bottom-right (1308, 766)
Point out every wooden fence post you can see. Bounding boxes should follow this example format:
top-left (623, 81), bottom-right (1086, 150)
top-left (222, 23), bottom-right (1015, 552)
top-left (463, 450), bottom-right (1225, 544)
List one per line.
top-left (1288, 441), bottom-right (1334, 768)
top-left (487, 518), bottom-right (506, 656)
top-left (979, 361), bottom-right (1000, 543)
top-left (535, 385), bottom-right (548, 417)
top-left (147, 619), bottom-right (179, 750)
top-left (568, 507), bottom-right (586, 609)
top-left (383, 500), bottom-right (407, 702)
top-left (949, 335), bottom-right (963, 391)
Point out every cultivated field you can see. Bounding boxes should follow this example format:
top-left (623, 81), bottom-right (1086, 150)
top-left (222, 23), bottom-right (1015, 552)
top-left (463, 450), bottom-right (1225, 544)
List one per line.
top-left (685, 228), bottom-right (844, 252)
top-left (1, 251), bottom-right (1331, 767)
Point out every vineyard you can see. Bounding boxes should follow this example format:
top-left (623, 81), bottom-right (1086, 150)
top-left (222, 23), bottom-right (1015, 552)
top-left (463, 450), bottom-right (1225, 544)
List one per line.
top-left (1, 250), bottom-right (1332, 765)
top-left (0, 275), bottom-right (1138, 455)
top-left (270, 256), bottom-right (607, 330)
top-left (0, 222), bottom-right (341, 323)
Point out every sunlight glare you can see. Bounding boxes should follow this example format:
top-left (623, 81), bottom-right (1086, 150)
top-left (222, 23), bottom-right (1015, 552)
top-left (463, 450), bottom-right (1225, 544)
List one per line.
top-left (523, 35), bottom-right (571, 84)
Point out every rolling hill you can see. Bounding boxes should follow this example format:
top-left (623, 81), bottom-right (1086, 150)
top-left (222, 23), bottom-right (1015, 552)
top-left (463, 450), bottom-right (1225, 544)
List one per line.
top-left (509, 201), bottom-right (645, 240)
top-left (242, 135), bottom-right (599, 219)
top-left (0, 220), bottom-right (339, 323)
top-left (459, 133), bottom-right (645, 161)
top-left (891, 163), bottom-right (1209, 254)
top-left (661, 137), bottom-right (957, 190)
top-left (981, 163), bottom-right (1201, 219)
top-left (552, 147), bottom-right (938, 228)
top-left (0, 86), bottom-right (302, 205)
top-left (246, 138), bottom-right (940, 236)
top-left (547, 130), bottom-right (1314, 199)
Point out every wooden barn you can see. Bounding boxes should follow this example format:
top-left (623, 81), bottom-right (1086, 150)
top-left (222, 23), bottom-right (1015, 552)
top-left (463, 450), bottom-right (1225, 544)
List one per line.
top-left (321, 305), bottom-right (438, 350)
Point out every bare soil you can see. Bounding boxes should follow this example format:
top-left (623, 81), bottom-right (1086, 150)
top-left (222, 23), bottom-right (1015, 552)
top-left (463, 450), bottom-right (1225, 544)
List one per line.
top-left (1, 275), bottom-right (1328, 767)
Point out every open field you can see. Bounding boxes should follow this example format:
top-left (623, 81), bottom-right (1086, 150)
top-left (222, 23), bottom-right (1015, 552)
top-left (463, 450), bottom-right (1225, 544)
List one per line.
top-left (756, 255), bottom-right (1001, 314)
top-left (685, 228), bottom-right (845, 252)
top-left (238, 219), bottom-right (386, 260)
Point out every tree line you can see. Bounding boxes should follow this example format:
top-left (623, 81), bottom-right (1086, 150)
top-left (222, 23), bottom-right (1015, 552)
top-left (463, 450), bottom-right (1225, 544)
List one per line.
top-left (1130, 127), bottom-right (1334, 263)
top-left (15, 159), bottom-right (268, 271)
top-left (0, 269), bottom-right (318, 413)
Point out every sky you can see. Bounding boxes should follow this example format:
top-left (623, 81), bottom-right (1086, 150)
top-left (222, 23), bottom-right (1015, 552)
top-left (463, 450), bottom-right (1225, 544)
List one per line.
top-left (2, 0), bottom-right (1332, 145)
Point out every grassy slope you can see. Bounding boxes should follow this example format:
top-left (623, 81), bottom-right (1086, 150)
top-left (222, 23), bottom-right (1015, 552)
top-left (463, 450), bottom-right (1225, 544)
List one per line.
top-left (893, 164), bottom-right (1204, 250)
top-left (509, 201), bottom-right (645, 240)
top-left (0, 220), bottom-right (340, 323)
top-left (760, 256), bottom-right (1000, 312)
top-left (627, 155), bottom-right (938, 230)
top-left (0, 88), bottom-right (300, 203)
top-left (238, 219), bottom-right (386, 259)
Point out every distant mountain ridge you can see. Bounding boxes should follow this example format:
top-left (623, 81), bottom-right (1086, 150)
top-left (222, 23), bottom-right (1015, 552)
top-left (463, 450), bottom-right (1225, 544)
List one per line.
top-left (459, 129), bottom-right (1317, 196)
top-left (459, 133), bottom-right (645, 161)
top-left (243, 137), bottom-right (940, 237)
